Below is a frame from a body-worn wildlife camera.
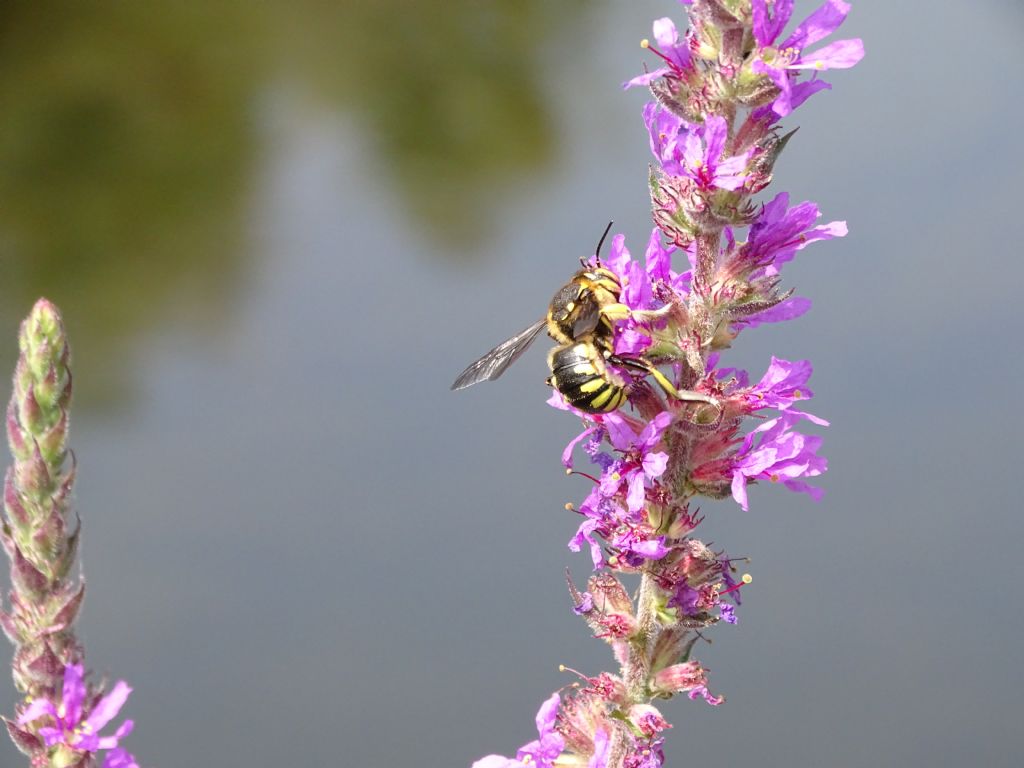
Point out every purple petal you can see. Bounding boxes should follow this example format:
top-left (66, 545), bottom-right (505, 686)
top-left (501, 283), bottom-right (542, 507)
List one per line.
top-left (682, 128), bottom-right (703, 174)
top-left (573, 591), bottom-right (594, 615)
top-left (786, 407), bottom-right (830, 426)
top-left (642, 451), bottom-right (669, 479)
top-left (703, 116), bottom-right (728, 169)
top-left (788, 78), bottom-right (832, 110)
top-left (624, 68), bottom-right (670, 90)
top-left (600, 462), bottom-right (624, 497)
top-left (535, 692), bottom-right (561, 735)
top-left (605, 234), bottom-right (631, 278)
top-left (630, 537), bottom-right (669, 559)
top-left (644, 228), bottom-right (674, 282)
top-left (17, 697), bottom-right (57, 726)
top-left (603, 413), bottom-right (638, 451)
top-left (730, 471), bottom-right (750, 511)
top-left (473, 757), bottom-right (523, 768)
top-left (103, 749), bottom-right (141, 768)
top-left (688, 685), bottom-right (725, 706)
top-left (637, 411), bottom-right (672, 448)
top-left (760, 357), bottom-right (810, 388)
top-left (615, 328), bottom-right (652, 355)
top-left (622, 259), bottom-right (652, 310)
top-left (113, 719), bottom-right (135, 739)
top-left (589, 728), bottom-right (611, 768)
top-left (546, 390), bottom-right (571, 411)
top-left (716, 153), bottom-right (751, 181)
top-left (84, 681), bottom-right (131, 733)
top-left (626, 471), bottom-right (647, 512)
top-left (738, 296), bottom-right (812, 328)
top-left (563, 427), bottom-right (598, 469)
top-left (782, 0), bottom-right (851, 51)
top-left (62, 664), bottom-right (86, 726)
top-left (791, 38), bottom-right (865, 70)
top-left (38, 726), bottom-right (65, 747)
top-left (752, 59), bottom-right (794, 116)
top-left (783, 478), bottom-right (826, 501)
top-left (570, 519), bottom-right (606, 569)
top-left (652, 18), bottom-right (679, 49)
top-left (751, 0), bottom-right (794, 47)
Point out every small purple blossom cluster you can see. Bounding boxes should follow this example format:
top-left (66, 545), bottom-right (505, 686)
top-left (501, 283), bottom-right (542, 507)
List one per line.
top-left (473, 2), bottom-right (861, 768)
top-left (14, 665), bottom-right (138, 768)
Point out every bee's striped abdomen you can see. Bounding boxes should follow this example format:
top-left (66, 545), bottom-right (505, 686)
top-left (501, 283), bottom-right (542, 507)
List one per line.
top-left (548, 344), bottom-right (628, 414)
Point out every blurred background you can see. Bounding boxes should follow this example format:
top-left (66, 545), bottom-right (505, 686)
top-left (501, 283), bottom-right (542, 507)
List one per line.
top-left (0, 1), bottom-right (1021, 766)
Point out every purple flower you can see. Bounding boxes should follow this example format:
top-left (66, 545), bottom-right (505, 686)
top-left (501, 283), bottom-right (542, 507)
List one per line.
top-left (562, 425), bottom-right (602, 469)
top-left (646, 109), bottom-right (751, 191)
top-left (569, 515), bottom-right (607, 570)
top-left (748, 356), bottom-right (828, 425)
top-left (571, 490), bottom-right (668, 570)
top-left (730, 413), bottom-right (828, 511)
top-left (750, 0), bottom-right (865, 116)
top-left (624, 17), bottom-right (691, 89)
top-left (642, 228), bottom-right (691, 304)
top-left (17, 664), bottom-right (139, 768)
top-left (668, 584), bottom-right (701, 616)
top-left (742, 192), bottom-right (848, 276)
top-left (573, 590), bottom-right (595, 615)
top-left (720, 603), bottom-right (738, 624)
top-left (624, 738), bottom-right (665, 768)
top-left (473, 693), bottom-right (565, 768)
top-left (601, 412), bottom-right (672, 513)
top-left (687, 685), bottom-right (725, 706)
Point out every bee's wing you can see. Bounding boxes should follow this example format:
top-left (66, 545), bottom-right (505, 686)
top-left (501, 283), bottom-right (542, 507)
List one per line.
top-left (451, 319), bottom-right (547, 391)
top-left (571, 301), bottom-right (601, 338)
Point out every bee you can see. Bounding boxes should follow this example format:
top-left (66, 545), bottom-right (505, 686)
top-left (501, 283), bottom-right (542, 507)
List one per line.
top-left (451, 223), bottom-right (717, 414)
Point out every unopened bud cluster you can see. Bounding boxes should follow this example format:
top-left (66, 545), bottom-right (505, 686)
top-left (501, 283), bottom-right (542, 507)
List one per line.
top-left (1, 300), bottom-right (140, 768)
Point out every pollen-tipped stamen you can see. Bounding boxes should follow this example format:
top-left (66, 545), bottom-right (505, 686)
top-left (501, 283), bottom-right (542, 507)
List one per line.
top-left (719, 573), bottom-right (753, 597)
top-left (640, 38), bottom-right (684, 74)
top-left (567, 468), bottom-right (601, 484)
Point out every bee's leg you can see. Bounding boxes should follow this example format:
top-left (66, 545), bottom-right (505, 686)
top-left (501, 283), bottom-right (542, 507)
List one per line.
top-left (599, 302), bottom-right (632, 322)
top-left (630, 304), bottom-right (675, 322)
top-left (608, 355), bottom-right (719, 408)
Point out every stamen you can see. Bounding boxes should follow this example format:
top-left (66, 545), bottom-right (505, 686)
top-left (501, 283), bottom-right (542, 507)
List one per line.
top-left (720, 573), bottom-right (753, 596)
top-left (567, 468), bottom-right (600, 484)
top-left (559, 664), bottom-right (590, 681)
top-left (642, 39), bottom-right (679, 70)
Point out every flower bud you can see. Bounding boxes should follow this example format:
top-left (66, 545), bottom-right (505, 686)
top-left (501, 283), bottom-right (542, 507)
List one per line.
top-left (650, 661), bottom-right (709, 696)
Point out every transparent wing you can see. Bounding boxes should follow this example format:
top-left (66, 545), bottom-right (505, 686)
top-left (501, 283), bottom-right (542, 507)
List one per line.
top-left (451, 319), bottom-right (547, 391)
top-left (571, 301), bottom-right (601, 338)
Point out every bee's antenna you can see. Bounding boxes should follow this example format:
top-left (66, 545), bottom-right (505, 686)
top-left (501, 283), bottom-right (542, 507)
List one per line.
top-left (594, 220), bottom-right (614, 266)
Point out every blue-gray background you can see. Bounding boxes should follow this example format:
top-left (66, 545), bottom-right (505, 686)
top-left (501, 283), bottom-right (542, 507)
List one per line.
top-left (1, 2), bottom-right (1021, 766)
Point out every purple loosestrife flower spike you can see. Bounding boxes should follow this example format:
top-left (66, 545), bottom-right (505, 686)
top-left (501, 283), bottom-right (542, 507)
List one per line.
top-left (1, 301), bottom-right (142, 768)
top-left (1, 300), bottom-right (82, 700)
top-left (470, 3), bottom-right (860, 767)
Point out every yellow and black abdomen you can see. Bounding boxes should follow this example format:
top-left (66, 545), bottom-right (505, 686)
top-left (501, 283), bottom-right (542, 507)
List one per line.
top-left (547, 343), bottom-right (628, 414)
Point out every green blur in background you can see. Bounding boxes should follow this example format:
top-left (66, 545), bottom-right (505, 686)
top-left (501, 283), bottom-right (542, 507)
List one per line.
top-left (0, 0), bottom-right (575, 403)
